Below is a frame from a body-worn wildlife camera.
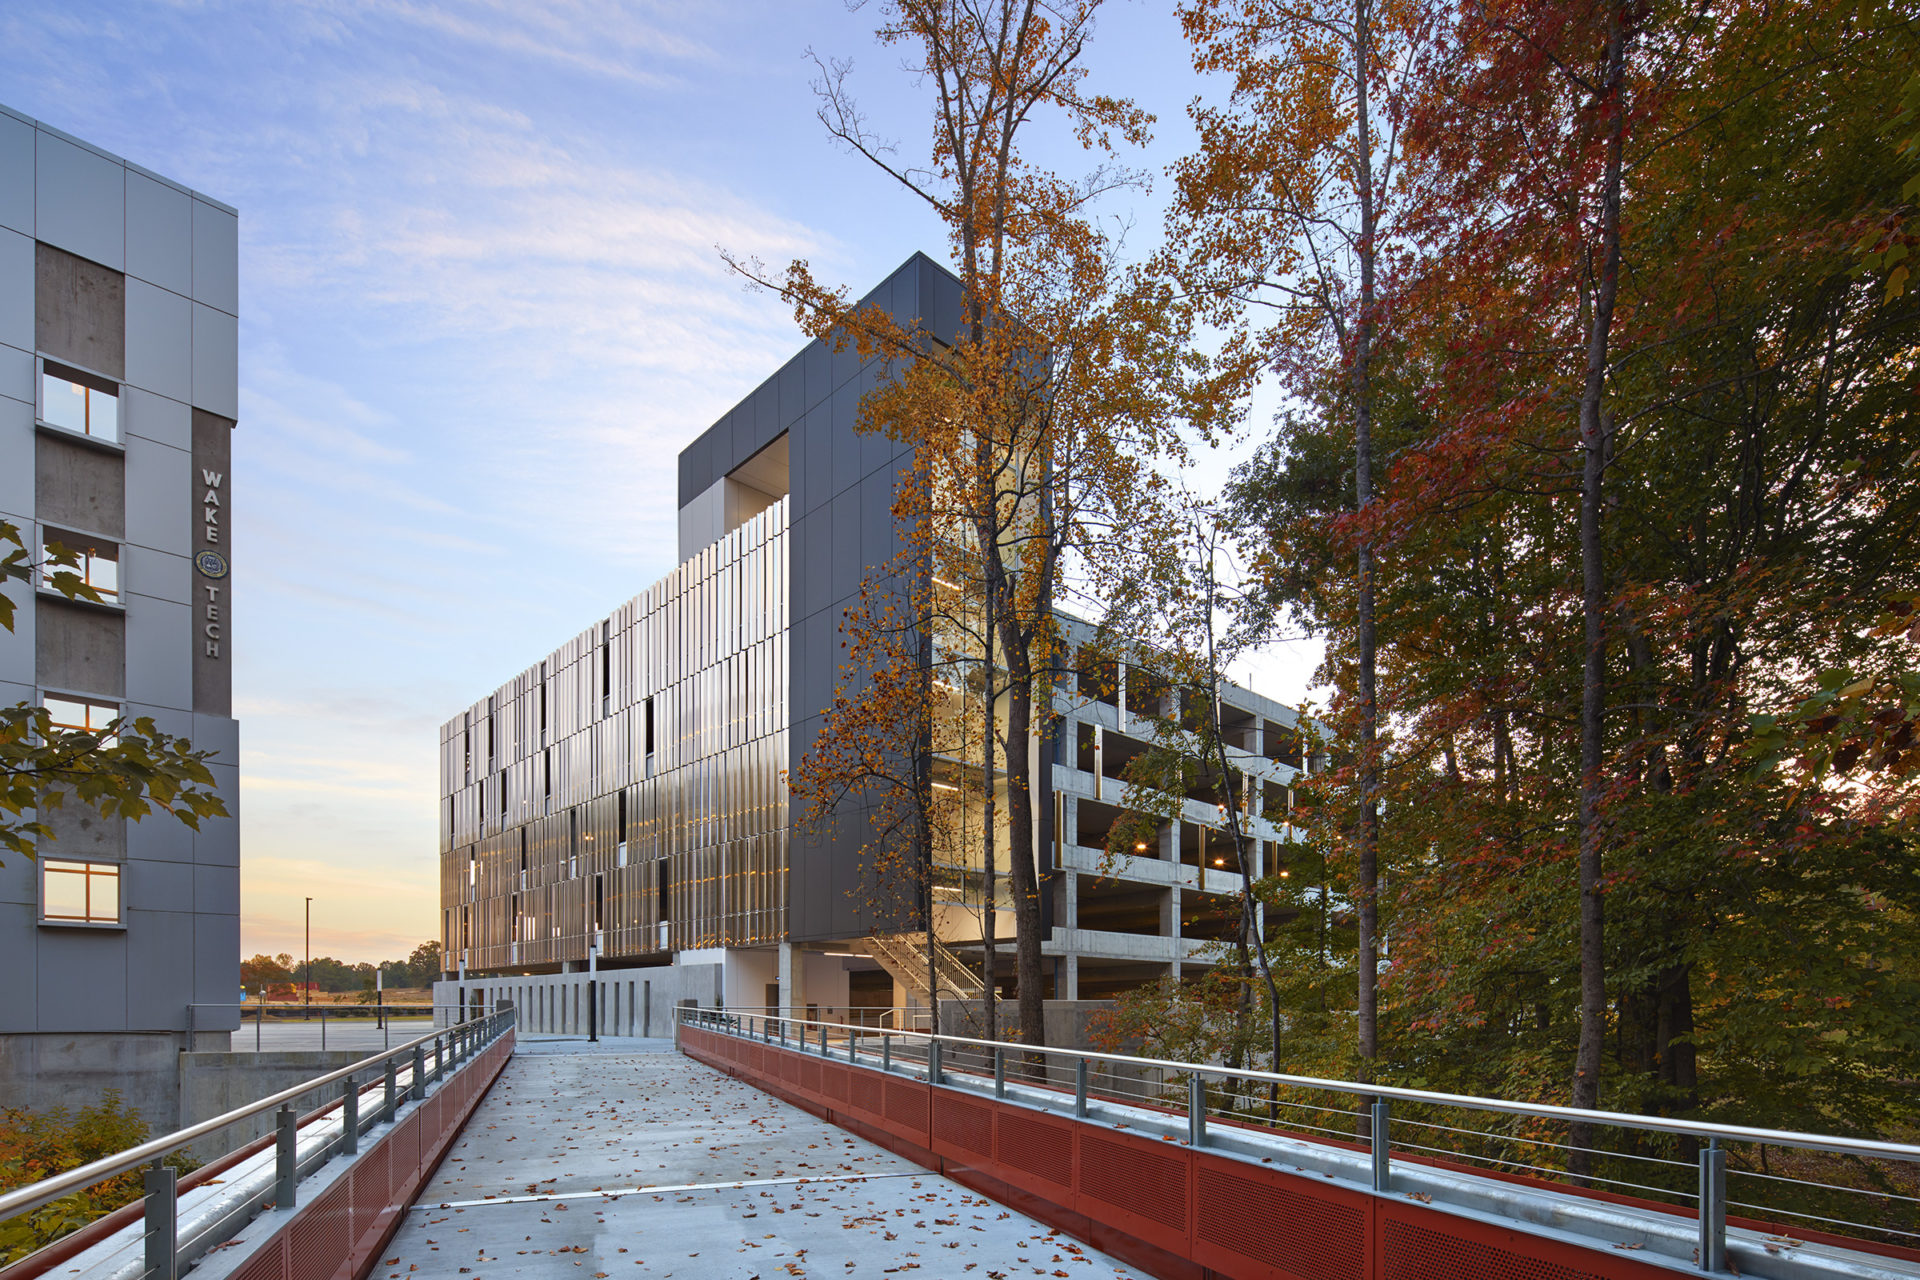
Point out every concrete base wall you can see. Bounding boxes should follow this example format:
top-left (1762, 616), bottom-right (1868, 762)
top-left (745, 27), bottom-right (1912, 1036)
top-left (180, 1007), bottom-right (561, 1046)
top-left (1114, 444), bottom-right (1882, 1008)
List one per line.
top-left (177, 1049), bottom-right (370, 1161)
top-left (0, 1032), bottom-right (359, 1163)
top-left (0, 1030), bottom-right (189, 1131)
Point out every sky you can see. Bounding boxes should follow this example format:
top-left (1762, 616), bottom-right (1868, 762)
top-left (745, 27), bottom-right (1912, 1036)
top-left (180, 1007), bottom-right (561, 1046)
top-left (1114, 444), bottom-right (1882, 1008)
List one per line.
top-left (0, 0), bottom-right (1325, 965)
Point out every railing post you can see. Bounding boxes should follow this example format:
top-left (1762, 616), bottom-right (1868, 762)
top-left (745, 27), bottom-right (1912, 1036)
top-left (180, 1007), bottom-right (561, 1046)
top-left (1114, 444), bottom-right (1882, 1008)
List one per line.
top-left (994, 1048), bottom-right (1006, 1099)
top-left (143, 1159), bottom-right (178, 1280)
top-left (1189, 1076), bottom-right (1206, 1148)
top-left (274, 1104), bottom-right (298, 1210)
top-left (1698, 1140), bottom-right (1727, 1272)
top-left (929, 1039), bottom-right (942, 1085)
top-left (341, 1076), bottom-right (359, 1156)
top-left (819, 1025), bottom-right (828, 1057)
top-left (385, 1059), bottom-right (398, 1118)
top-left (1075, 1059), bottom-right (1089, 1118)
top-left (411, 1044), bottom-right (427, 1100)
top-left (882, 1036), bottom-right (891, 1073)
top-left (1370, 1101), bottom-right (1391, 1192)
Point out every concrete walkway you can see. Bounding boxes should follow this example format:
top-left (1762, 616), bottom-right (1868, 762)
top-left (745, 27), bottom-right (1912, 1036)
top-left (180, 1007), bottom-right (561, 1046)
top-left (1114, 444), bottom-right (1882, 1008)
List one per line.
top-left (378, 1036), bottom-right (1144, 1278)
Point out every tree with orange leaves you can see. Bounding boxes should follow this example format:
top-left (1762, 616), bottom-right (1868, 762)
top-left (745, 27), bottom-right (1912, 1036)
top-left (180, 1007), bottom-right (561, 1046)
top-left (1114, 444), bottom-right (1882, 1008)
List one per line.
top-left (733, 0), bottom-right (1198, 1050)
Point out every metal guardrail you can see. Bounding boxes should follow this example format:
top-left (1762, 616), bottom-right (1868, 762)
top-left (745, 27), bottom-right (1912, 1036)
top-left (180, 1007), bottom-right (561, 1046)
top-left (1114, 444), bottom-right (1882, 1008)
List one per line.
top-left (191, 1003), bottom-right (453, 1052)
top-left (681, 1007), bottom-right (1920, 1270)
top-left (0, 1008), bottom-right (515, 1279)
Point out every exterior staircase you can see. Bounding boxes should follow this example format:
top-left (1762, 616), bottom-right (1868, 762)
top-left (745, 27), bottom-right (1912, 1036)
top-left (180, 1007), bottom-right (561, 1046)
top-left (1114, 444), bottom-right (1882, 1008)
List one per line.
top-left (859, 932), bottom-right (984, 1005)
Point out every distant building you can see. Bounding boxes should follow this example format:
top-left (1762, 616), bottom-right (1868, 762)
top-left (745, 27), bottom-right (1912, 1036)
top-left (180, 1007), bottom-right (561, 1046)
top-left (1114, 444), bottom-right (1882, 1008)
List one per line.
top-left (0, 104), bottom-right (241, 1121)
top-left (435, 255), bottom-right (1312, 1035)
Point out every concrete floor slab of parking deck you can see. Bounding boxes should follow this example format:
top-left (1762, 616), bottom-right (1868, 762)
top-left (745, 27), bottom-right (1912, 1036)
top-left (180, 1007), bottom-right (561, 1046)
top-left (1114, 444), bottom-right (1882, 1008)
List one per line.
top-left (378, 1042), bottom-right (1147, 1278)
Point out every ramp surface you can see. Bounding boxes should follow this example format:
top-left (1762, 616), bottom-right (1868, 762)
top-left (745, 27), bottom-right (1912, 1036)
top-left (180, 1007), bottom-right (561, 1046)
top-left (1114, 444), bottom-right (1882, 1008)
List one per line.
top-left (378, 1036), bottom-right (1144, 1278)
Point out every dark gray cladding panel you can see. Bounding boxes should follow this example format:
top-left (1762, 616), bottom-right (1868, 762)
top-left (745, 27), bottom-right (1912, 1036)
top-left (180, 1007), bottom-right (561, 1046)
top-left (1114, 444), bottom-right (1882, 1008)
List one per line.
top-left (676, 251), bottom-right (960, 509)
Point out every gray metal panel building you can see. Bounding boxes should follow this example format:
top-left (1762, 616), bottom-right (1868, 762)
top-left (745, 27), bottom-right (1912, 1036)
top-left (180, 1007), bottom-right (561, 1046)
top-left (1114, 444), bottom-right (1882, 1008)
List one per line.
top-left (0, 103), bottom-right (242, 1123)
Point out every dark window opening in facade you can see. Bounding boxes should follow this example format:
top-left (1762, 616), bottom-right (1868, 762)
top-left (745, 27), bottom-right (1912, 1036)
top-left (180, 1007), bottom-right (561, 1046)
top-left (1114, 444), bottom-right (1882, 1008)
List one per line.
top-left (487, 704), bottom-right (496, 768)
top-left (42, 859), bottom-right (120, 925)
top-left (593, 875), bottom-right (604, 935)
top-left (568, 808), bottom-right (578, 880)
top-left (601, 631), bottom-right (612, 716)
top-left (39, 362), bottom-right (119, 444)
top-left (543, 747), bottom-right (552, 810)
top-left (616, 791), bottom-right (628, 868)
top-left (499, 771), bottom-right (508, 820)
top-left (643, 697), bottom-right (654, 757)
top-left (658, 862), bottom-right (671, 922)
top-left (40, 530), bottom-right (119, 604)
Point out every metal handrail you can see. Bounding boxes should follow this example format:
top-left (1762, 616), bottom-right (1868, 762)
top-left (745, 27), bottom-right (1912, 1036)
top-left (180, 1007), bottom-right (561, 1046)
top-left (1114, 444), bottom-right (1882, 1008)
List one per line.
top-left (681, 1007), bottom-right (1920, 1166)
top-left (0, 1010), bottom-right (504, 1225)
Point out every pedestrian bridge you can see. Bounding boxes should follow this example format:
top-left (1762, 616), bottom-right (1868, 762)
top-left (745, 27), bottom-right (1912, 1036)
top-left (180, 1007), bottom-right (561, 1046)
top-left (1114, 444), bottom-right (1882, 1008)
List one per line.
top-left (1, 1007), bottom-right (1914, 1280)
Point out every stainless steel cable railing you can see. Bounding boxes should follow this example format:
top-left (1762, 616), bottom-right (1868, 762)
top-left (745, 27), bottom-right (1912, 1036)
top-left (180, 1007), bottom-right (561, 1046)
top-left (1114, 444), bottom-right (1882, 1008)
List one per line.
top-left (0, 1007), bottom-right (515, 1279)
top-left (681, 1006), bottom-right (1920, 1271)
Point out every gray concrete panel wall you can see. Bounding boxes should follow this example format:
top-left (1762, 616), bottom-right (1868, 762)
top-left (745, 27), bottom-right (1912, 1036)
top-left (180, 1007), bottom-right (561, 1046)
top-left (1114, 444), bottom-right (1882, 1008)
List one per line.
top-left (35, 242), bottom-right (125, 377)
top-left (36, 599), bottom-right (126, 696)
top-left (36, 430), bottom-right (126, 537)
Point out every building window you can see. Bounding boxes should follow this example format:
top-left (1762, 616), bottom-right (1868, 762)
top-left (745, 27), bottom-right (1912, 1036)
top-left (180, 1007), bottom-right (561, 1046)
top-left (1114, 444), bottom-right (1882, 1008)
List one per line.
top-left (41, 859), bottom-right (121, 925)
top-left (44, 693), bottom-right (120, 744)
top-left (41, 531), bottom-right (119, 603)
top-left (40, 365), bottom-right (119, 444)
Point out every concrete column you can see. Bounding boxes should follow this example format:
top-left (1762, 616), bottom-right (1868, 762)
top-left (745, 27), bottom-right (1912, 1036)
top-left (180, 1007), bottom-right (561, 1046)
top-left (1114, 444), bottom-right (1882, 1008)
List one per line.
top-left (778, 941), bottom-right (798, 1022)
top-left (1063, 871), bottom-right (1078, 930)
top-left (1169, 884), bottom-right (1183, 983)
top-left (1061, 952), bottom-right (1079, 1000)
top-left (1252, 837), bottom-right (1266, 938)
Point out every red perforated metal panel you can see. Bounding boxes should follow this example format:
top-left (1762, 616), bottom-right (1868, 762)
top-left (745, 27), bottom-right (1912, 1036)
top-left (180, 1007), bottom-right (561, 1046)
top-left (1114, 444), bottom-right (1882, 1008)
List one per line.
top-left (391, 1110), bottom-right (420, 1179)
top-left (995, 1110), bottom-right (1074, 1190)
top-left (821, 1061), bottom-right (851, 1104)
top-left (287, 1176), bottom-right (351, 1280)
top-left (801, 1056), bottom-right (823, 1097)
top-left (884, 1079), bottom-right (930, 1138)
top-left (1196, 1162), bottom-right (1368, 1280)
top-left (1078, 1131), bottom-right (1188, 1240)
top-left (933, 1096), bottom-right (995, 1159)
top-left (230, 1236), bottom-right (288, 1280)
top-left (853, 1072), bottom-right (887, 1119)
top-left (1381, 1216), bottom-right (1619, 1280)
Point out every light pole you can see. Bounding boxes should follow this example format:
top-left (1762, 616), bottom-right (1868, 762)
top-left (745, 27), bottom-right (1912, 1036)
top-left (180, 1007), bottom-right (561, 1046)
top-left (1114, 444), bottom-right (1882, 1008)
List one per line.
top-left (304, 897), bottom-right (313, 1021)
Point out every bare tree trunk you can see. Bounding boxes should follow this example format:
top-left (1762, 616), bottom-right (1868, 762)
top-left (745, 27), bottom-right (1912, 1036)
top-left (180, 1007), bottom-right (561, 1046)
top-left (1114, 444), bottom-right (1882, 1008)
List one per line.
top-left (1002, 630), bottom-right (1047, 1055)
top-left (1570, 6), bottom-right (1629, 1180)
top-left (982, 612), bottom-right (999, 1041)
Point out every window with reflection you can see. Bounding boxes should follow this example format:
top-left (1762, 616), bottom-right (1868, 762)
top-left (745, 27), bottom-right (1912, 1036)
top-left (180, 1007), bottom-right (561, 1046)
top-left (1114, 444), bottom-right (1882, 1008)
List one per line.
top-left (41, 531), bottom-right (119, 603)
top-left (41, 366), bottom-right (119, 443)
top-left (41, 859), bottom-right (120, 924)
top-left (44, 694), bottom-right (120, 745)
